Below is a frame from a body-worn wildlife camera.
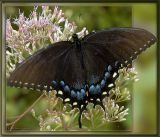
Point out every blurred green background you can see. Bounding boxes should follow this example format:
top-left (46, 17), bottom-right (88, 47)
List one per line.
top-left (132, 4), bottom-right (157, 134)
top-left (5, 4), bottom-right (157, 133)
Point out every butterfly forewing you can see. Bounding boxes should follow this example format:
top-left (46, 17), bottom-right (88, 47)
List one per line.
top-left (83, 28), bottom-right (156, 66)
top-left (8, 41), bottom-right (73, 89)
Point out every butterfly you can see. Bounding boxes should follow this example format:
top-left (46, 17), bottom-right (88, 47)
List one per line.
top-left (7, 27), bottom-right (157, 128)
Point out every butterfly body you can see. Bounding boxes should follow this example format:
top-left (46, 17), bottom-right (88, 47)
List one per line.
top-left (8, 28), bottom-right (156, 128)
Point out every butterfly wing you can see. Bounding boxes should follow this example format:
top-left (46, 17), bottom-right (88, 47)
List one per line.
top-left (81, 27), bottom-right (156, 106)
top-left (83, 28), bottom-right (157, 66)
top-left (8, 41), bottom-right (73, 90)
top-left (8, 28), bottom-right (157, 129)
top-left (81, 40), bottom-right (122, 104)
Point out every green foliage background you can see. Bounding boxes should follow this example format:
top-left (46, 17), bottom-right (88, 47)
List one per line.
top-left (5, 4), bottom-right (156, 133)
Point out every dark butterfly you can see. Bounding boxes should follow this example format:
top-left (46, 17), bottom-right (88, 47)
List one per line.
top-left (7, 28), bottom-right (156, 128)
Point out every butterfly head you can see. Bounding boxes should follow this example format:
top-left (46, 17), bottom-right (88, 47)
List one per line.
top-left (72, 34), bottom-right (79, 42)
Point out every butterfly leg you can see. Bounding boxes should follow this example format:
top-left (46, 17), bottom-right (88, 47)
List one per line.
top-left (78, 111), bottom-right (82, 128)
top-left (93, 103), bottom-right (96, 108)
top-left (78, 105), bottom-right (86, 128)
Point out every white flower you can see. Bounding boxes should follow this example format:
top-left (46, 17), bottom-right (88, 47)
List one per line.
top-left (103, 98), bottom-right (129, 122)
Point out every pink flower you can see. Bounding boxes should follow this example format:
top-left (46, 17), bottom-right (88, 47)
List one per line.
top-left (6, 19), bottom-right (13, 39)
top-left (6, 6), bottom-right (88, 77)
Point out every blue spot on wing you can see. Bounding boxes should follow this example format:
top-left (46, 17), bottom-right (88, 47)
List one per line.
top-left (100, 79), bottom-right (106, 88)
top-left (77, 91), bottom-right (83, 100)
top-left (95, 84), bottom-right (101, 93)
top-left (104, 72), bottom-right (111, 80)
top-left (51, 80), bottom-right (57, 87)
top-left (71, 90), bottom-right (76, 98)
top-left (64, 85), bottom-right (70, 93)
top-left (80, 89), bottom-right (85, 96)
top-left (107, 65), bottom-right (112, 72)
top-left (89, 85), bottom-right (95, 94)
top-left (60, 81), bottom-right (65, 87)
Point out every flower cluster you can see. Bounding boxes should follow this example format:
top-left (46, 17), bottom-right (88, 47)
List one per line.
top-left (6, 6), bottom-right (136, 131)
top-left (31, 91), bottom-right (80, 130)
top-left (102, 68), bottom-right (137, 123)
top-left (6, 6), bottom-right (88, 77)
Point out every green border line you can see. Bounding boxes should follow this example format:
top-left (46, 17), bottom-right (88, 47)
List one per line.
top-left (1, 0), bottom-right (159, 137)
top-left (0, 1), bottom-right (3, 134)
top-left (157, 0), bottom-right (160, 136)
top-left (0, 0), bottom-right (158, 3)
